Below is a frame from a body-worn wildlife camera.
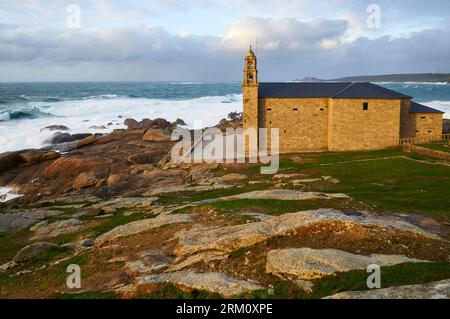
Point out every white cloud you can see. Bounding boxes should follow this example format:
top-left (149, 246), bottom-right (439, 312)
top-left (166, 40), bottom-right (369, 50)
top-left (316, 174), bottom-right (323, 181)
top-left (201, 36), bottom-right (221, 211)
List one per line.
top-left (218, 17), bottom-right (348, 53)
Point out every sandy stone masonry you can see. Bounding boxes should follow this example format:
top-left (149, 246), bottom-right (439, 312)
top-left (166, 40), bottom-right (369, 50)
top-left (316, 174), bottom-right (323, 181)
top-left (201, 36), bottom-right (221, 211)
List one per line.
top-left (242, 47), bottom-right (444, 153)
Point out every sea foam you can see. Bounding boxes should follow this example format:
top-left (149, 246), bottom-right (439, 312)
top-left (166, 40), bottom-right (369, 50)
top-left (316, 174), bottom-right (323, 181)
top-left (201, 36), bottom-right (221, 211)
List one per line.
top-left (0, 94), bottom-right (242, 153)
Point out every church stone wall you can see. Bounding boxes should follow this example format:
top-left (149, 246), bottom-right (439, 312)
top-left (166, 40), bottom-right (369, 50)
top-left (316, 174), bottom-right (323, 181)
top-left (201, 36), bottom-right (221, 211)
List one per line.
top-left (400, 99), bottom-right (416, 139)
top-left (414, 113), bottom-right (443, 139)
top-left (329, 99), bottom-right (401, 151)
top-left (258, 98), bottom-right (329, 152)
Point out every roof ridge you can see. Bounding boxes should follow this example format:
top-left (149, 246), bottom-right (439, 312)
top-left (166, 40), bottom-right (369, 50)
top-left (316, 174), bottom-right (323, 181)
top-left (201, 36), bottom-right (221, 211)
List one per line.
top-left (331, 82), bottom-right (356, 98)
top-left (361, 82), bottom-right (411, 98)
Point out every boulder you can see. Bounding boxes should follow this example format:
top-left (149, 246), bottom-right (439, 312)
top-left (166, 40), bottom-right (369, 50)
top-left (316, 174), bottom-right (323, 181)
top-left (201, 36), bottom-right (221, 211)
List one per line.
top-left (48, 132), bottom-right (92, 145)
top-left (127, 150), bottom-right (165, 165)
top-left (130, 271), bottom-right (264, 298)
top-left (56, 134), bottom-right (96, 152)
top-left (0, 151), bottom-right (22, 172)
top-left (41, 125), bottom-right (70, 132)
top-left (0, 209), bottom-right (64, 234)
top-left (95, 213), bottom-right (195, 246)
top-left (89, 125), bottom-right (106, 130)
top-left (19, 150), bottom-right (60, 165)
top-left (44, 156), bottom-right (113, 179)
top-left (107, 174), bottom-right (129, 186)
top-left (30, 218), bottom-right (85, 241)
top-left (143, 129), bottom-right (172, 142)
top-left (124, 118), bottom-right (142, 130)
top-left (73, 172), bottom-right (98, 190)
top-left (266, 248), bottom-right (429, 280)
top-left (173, 118), bottom-right (187, 126)
top-left (13, 242), bottom-right (65, 263)
top-left (147, 118), bottom-right (172, 130)
top-left (324, 279), bottom-right (450, 299)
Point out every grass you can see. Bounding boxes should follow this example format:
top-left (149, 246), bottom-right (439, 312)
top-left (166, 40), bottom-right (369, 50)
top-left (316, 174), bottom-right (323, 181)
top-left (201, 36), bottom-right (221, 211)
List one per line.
top-left (242, 262), bottom-right (450, 299)
top-left (269, 148), bottom-right (450, 217)
top-left (156, 183), bottom-right (269, 206)
top-left (0, 229), bottom-right (31, 264)
top-left (133, 283), bottom-right (222, 299)
top-left (418, 141), bottom-right (450, 153)
top-left (310, 262), bottom-right (450, 299)
top-left (209, 198), bottom-right (363, 216)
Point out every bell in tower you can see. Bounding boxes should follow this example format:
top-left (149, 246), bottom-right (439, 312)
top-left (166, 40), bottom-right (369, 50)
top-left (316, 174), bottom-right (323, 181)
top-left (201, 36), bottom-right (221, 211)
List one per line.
top-left (243, 46), bottom-right (258, 86)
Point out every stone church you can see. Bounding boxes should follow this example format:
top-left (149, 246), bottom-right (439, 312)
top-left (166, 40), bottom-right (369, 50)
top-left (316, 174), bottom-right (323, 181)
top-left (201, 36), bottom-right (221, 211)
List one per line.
top-left (242, 47), bottom-right (444, 152)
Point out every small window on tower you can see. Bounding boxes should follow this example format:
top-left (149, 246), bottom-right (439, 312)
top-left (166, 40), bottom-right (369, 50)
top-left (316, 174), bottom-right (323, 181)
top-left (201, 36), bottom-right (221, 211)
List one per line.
top-left (293, 108), bottom-right (298, 111)
top-left (421, 116), bottom-right (426, 119)
top-left (363, 103), bottom-right (369, 110)
top-left (267, 108), bottom-right (272, 111)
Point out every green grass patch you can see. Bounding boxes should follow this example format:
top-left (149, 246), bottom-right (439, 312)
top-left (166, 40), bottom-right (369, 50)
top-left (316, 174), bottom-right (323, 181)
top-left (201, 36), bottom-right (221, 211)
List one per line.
top-left (310, 262), bottom-right (450, 299)
top-left (242, 262), bottom-right (450, 299)
top-left (156, 184), bottom-right (268, 206)
top-left (418, 141), bottom-right (450, 153)
top-left (134, 283), bottom-right (222, 299)
top-left (55, 291), bottom-right (120, 299)
top-left (0, 229), bottom-right (30, 264)
top-left (209, 198), bottom-right (358, 216)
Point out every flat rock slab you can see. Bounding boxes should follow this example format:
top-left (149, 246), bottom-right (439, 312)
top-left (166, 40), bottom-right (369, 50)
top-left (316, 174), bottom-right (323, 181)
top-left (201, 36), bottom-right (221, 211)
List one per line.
top-left (125, 250), bottom-right (174, 275)
top-left (14, 242), bottom-right (64, 263)
top-left (194, 189), bottom-right (350, 205)
top-left (95, 213), bottom-right (195, 246)
top-left (90, 197), bottom-right (159, 213)
top-left (266, 248), bottom-right (429, 280)
top-left (134, 271), bottom-right (264, 298)
top-left (29, 218), bottom-right (85, 241)
top-left (0, 209), bottom-right (64, 234)
top-left (146, 184), bottom-right (232, 196)
top-left (324, 279), bottom-right (450, 299)
top-left (175, 209), bottom-right (443, 257)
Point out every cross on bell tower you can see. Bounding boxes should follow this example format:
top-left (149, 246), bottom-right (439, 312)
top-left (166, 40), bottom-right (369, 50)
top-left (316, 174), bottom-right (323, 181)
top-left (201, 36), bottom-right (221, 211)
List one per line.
top-left (243, 45), bottom-right (258, 86)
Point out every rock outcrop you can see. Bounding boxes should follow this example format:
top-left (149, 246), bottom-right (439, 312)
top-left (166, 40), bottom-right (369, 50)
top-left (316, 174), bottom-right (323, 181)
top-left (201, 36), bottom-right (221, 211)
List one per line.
top-left (129, 271), bottom-right (264, 298)
top-left (73, 172), bottom-right (98, 190)
top-left (0, 209), bottom-right (64, 234)
top-left (194, 189), bottom-right (350, 205)
top-left (13, 242), bottom-right (65, 263)
top-left (266, 248), bottom-right (429, 280)
top-left (29, 218), bottom-right (85, 241)
top-left (143, 129), bottom-right (172, 142)
top-left (324, 279), bottom-right (450, 299)
top-left (174, 209), bottom-right (443, 257)
top-left (95, 214), bottom-right (195, 246)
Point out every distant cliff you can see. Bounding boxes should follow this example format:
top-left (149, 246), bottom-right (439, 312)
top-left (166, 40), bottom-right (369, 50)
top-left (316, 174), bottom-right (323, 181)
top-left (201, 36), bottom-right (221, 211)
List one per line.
top-left (297, 74), bottom-right (450, 83)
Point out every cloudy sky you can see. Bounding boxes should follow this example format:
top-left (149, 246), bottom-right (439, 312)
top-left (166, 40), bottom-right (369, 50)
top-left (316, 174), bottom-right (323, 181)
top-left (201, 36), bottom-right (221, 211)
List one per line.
top-left (1, 0), bottom-right (450, 82)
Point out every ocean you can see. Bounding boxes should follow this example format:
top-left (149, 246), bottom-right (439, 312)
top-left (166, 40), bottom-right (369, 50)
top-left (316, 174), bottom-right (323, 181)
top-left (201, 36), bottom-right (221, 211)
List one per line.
top-left (0, 81), bottom-right (449, 153)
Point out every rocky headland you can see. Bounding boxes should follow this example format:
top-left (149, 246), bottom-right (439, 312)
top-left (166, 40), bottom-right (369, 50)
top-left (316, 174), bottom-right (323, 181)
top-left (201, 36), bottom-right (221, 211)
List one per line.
top-left (0, 114), bottom-right (449, 299)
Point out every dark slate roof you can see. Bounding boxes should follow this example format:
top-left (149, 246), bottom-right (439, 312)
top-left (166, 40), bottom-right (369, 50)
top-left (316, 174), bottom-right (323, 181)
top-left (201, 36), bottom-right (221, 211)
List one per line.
top-left (258, 82), bottom-right (411, 99)
top-left (410, 101), bottom-right (444, 114)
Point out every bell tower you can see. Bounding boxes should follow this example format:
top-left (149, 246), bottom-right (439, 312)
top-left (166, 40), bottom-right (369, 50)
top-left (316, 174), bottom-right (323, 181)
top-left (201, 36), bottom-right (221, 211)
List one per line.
top-left (242, 46), bottom-right (259, 155)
